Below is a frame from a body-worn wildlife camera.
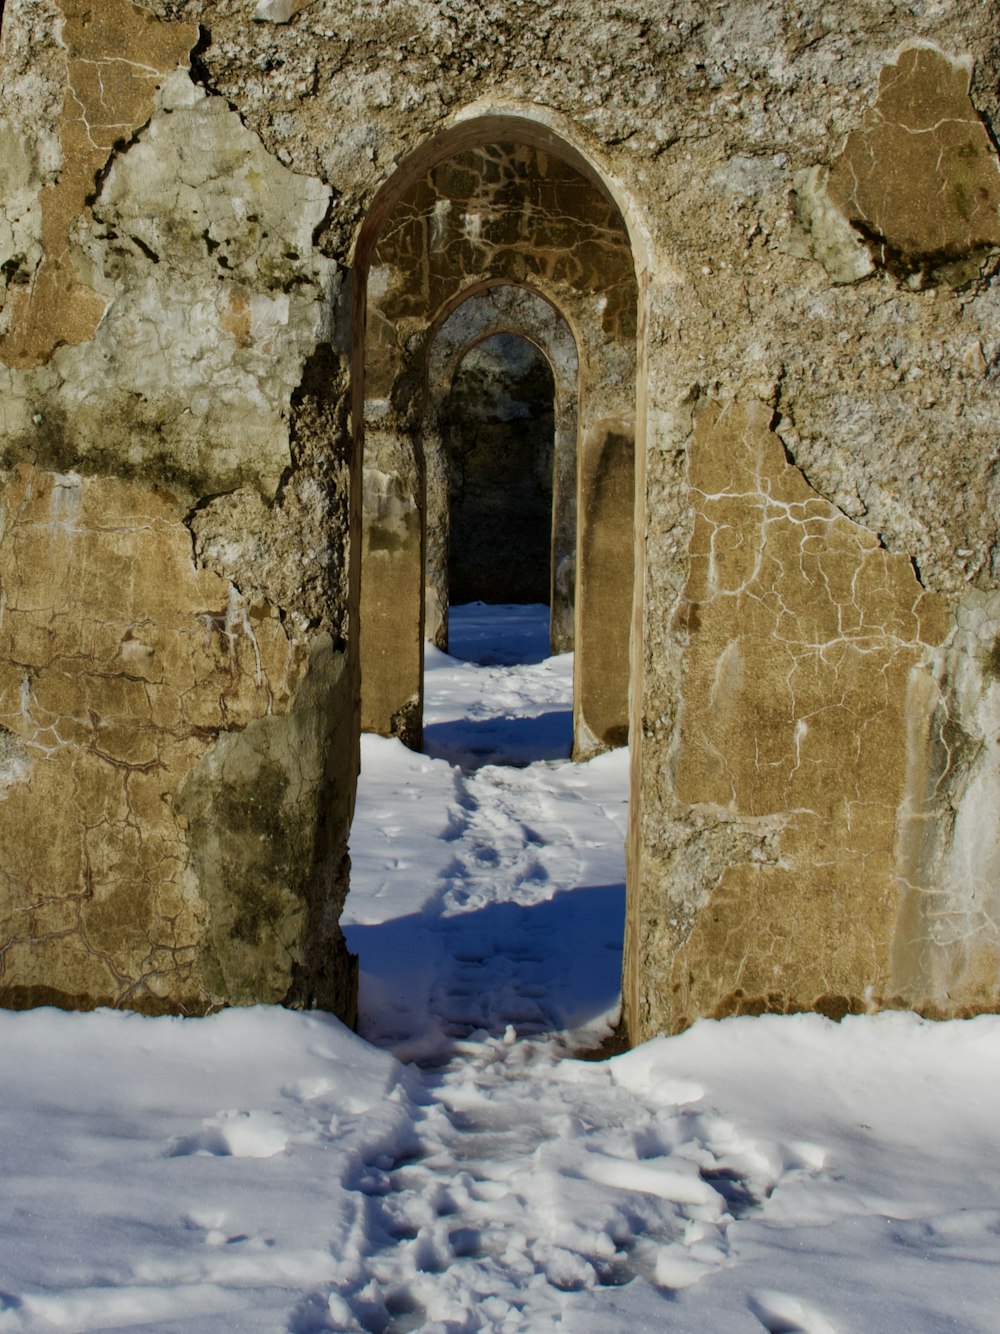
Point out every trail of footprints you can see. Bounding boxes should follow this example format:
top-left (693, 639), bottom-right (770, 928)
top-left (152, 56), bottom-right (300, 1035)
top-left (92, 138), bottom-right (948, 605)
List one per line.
top-left (428, 765), bottom-right (588, 1044)
top-left (318, 664), bottom-right (835, 1331)
top-left (315, 1034), bottom-right (821, 1333)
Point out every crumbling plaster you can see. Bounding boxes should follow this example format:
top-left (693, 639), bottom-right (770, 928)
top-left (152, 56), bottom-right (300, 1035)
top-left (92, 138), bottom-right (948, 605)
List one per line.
top-left (2, 66), bottom-right (338, 498)
top-left (1, 0), bottom-right (1000, 1037)
top-left (0, 0), bottom-right (357, 1015)
top-left (0, 466), bottom-right (355, 1015)
top-left (150, 0), bottom-right (1000, 644)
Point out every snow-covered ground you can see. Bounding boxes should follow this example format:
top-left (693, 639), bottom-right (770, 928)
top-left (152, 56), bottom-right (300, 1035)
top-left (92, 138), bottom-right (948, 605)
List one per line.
top-left (1, 605), bottom-right (999, 1333)
top-left (346, 604), bottom-right (628, 1063)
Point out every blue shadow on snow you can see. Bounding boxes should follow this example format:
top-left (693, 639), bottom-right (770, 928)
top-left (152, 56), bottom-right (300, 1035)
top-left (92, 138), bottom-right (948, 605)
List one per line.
top-left (447, 602), bottom-right (553, 666)
top-left (423, 708), bottom-right (572, 770)
top-left (343, 881), bottom-right (626, 1051)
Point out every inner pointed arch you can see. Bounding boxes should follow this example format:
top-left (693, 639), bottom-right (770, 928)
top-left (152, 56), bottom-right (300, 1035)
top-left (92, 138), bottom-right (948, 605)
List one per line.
top-left (423, 284), bottom-right (580, 655)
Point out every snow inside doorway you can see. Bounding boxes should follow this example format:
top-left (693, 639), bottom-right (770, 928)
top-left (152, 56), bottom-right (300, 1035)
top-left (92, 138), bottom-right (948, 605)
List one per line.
top-left (350, 112), bottom-right (640, 1064)
top-left (345, 603), bottom-right (629, 1064)
top-left (445, 603), bottom-right (554, 669)
top-left (423, 603), bottom-right (572, 769)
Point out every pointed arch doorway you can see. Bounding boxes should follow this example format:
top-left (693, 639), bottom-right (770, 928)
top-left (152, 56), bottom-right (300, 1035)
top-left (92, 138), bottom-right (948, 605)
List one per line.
top-left (355, 119), bottom-right (639, 761)
top-left (422, 283), bottom-right (579, 662)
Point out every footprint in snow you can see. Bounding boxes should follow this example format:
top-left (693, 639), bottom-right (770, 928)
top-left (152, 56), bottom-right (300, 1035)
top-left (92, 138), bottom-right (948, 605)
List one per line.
top-left (749, 1290), bottom-right (840, 1334)
top-left (167, 1109), bottom-right (288, 1159)
top-left (577, 1152), bottom-right (724, 1210)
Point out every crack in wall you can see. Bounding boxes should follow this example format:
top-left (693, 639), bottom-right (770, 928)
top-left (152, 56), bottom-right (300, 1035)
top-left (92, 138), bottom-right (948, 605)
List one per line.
top-left (636, 398), bottom-right (952, 1033)
top-left (0, 464), bottom-right (326, 1012)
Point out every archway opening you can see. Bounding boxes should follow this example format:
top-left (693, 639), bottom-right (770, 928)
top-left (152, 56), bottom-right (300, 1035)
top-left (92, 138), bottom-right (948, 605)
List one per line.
top-left (444, 333), bottom-right (555, 667)
top-left (356, 124), bottom-right (638, 760)
top-left (346, 109), bottom-right (647, 1059)
top-left (422, 283), bottom-right (580, 667)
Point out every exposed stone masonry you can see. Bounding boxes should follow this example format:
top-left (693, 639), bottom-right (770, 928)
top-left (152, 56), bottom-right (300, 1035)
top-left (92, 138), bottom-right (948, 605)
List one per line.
top-left (360, 137), bottom-right (636, 756)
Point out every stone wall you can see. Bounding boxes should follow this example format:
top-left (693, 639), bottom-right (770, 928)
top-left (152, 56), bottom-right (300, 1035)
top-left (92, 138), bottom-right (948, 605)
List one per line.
top-left (0, 0), bottom-right (357, 1017)
top-left (3, 0), bottom-right (1000, 1039)
top-left (621, 24), bottom-right (1000, 1041)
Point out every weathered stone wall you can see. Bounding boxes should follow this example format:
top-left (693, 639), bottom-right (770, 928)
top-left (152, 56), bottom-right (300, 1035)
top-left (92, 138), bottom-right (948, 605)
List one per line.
top-left (4, 0), bottom-right (1000, 1039)
top-left (0, 0), bottom-right (357, 1017)
top-left (620, 24), bottom-right (1000, 1041)
top-left (635, 401), bottom-right (950, 1030)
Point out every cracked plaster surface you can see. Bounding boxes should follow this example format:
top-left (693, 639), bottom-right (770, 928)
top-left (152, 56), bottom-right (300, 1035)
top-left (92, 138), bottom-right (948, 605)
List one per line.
top-left (633, 400), bottom-right (950, 1034)
top-left (892, 590), bottom-right (1000, 1016)
top-left (0, 0), bottom-right (197, 369)
top-left (827, 44), bottom-right (1000, 284)
top-left (0, 465), bottom-right (326, 1011)
top-left (0, 1), bottom-right (358, 1017)
top-left (368, 142), bottom-right (635, 374)
top-left (1, 70), bottom-right (337, 499)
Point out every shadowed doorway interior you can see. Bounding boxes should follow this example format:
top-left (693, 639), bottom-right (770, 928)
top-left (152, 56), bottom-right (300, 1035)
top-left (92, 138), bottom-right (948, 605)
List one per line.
top-left (445, 333), bottom-right (556, 617)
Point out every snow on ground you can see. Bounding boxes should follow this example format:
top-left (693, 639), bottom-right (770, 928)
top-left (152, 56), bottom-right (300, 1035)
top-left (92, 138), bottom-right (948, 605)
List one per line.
top-left (346, 603), bottom-right (628, 1061)
top-left (0, 604), bottom-right (998, 1332)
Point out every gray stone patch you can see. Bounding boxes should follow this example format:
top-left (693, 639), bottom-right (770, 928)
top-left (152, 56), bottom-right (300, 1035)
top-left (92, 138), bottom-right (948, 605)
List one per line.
top-left (0, 726), bottom-right (30, 798)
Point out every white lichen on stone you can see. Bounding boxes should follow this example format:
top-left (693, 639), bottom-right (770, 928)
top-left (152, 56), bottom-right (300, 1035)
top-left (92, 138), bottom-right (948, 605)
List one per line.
top-left (784, 165), bottom-right (876, 285)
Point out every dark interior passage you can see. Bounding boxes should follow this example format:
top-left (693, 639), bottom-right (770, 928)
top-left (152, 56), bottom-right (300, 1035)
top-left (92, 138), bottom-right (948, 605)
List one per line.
top-left (445, 334), bottom-right (555, 606)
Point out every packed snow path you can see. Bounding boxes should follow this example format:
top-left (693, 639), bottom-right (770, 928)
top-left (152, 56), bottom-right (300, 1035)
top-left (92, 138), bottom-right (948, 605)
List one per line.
top-left (0, 606), bottom-right (998, 1332)
top-left (345, 604), bottom-right (630, 1063)
top-left (339, 607), bottom-right (829, 1329)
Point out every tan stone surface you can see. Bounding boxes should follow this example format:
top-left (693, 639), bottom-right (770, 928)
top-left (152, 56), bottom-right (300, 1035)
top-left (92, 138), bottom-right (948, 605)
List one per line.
top-left (828, 45), bottom-right (1000, 281)
top-left (625, 401), bottom-right (950, 1036)
top-left (2, 62), bottom-right (337, 501)
top-left (575, 420), bottom-right (634, 757)
top-left (0, 465), bottom-right (353, 1013)
top-left (0, 2), bottom-right (355, 1019)
top-left (890, 590), bottom-right (1000, 1017)
top-left (359, 434), bottom-right (424, 747)
top-left (369, 144), bottom-right (635, 360)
